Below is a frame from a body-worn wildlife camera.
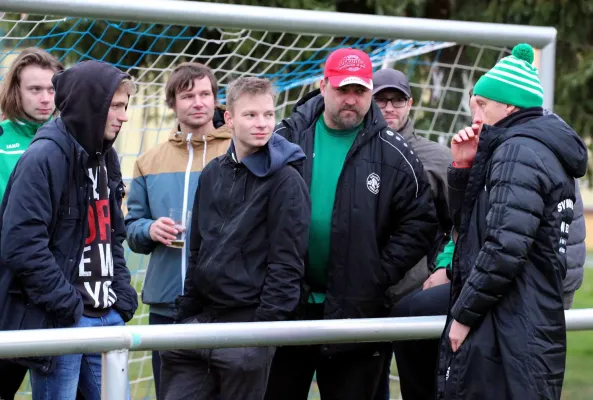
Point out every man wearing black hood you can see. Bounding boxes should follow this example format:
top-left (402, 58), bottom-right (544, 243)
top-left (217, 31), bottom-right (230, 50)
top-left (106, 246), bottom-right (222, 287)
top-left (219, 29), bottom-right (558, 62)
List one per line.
top-left (0, 60), bottom-right (138, 399)
top-left (159, 77), bottom-right (310, 400)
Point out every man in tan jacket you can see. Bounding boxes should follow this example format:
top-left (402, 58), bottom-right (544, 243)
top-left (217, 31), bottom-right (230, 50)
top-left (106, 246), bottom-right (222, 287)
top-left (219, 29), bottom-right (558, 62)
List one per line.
top-left (125, 63), bottom-right (231, 398)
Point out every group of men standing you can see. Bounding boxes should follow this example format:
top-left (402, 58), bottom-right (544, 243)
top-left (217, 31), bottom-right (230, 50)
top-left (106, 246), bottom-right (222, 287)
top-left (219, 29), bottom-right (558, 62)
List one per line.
top-left (0, 41), bottom-right (586, 400)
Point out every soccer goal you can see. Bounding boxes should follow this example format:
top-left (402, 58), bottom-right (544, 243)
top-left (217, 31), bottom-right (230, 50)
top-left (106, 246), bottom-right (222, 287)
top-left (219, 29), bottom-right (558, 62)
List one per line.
top-left (0, 0), bottom-right (557, 398)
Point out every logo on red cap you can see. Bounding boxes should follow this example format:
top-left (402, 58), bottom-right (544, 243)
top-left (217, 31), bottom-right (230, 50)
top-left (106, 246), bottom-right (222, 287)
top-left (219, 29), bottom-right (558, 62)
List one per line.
top-left (338, 55), bottom-right (367, 72)
top-left (324, 48), bottom-right (373, 90)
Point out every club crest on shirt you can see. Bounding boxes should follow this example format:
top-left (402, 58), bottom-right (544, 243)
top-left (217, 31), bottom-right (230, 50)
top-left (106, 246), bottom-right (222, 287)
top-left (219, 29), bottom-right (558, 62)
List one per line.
top-left (366, 173), bottom-right (380, 195)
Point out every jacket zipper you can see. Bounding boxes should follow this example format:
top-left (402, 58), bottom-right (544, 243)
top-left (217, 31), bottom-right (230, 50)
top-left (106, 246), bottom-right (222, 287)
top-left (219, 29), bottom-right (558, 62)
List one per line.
top-left (218, 167), bottom-right (238, 235)
top-left (203, 166), bottom-right (237, 294)
top-left (325, 129), bottom-right (366, 291)
top-left (180, 133), bottom-right (194, 292)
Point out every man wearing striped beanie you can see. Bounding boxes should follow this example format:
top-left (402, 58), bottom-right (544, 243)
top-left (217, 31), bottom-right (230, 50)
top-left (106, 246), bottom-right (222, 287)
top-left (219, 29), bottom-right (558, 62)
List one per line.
top-left (436, 43), bottom-right (588, 399)
top-left (472, 42), bottom-right (544, 117)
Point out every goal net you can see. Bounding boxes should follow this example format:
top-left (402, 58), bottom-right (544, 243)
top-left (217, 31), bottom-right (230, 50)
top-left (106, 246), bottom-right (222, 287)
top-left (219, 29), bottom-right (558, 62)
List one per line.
top-left (0, 12), bottom-right (514, 399)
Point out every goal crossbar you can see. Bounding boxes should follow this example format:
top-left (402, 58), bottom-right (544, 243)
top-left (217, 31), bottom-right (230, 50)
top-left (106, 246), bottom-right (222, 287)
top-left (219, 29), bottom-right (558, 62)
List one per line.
top-left (0, 0), bottom-right (559, 108)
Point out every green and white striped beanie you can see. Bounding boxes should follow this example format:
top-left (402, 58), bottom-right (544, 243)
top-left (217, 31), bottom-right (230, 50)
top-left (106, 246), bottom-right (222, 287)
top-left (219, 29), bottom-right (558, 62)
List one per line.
top-left (473, 43), bottom-right (544, 108)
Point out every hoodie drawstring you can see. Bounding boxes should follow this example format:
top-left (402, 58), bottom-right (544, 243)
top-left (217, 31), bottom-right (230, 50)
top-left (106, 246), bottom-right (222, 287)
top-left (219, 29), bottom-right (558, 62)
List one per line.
top-left (68, 145), bottom-right (76, 214)
top-left (202, 135), bottom-right (208, 169)
top-left (180, 133), bottom-right (193, 292)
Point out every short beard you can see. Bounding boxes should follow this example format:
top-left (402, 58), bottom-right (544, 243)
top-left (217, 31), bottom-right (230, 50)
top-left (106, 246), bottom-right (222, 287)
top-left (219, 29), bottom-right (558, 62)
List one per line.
top-left (331, 108), bottom-right (364, 130)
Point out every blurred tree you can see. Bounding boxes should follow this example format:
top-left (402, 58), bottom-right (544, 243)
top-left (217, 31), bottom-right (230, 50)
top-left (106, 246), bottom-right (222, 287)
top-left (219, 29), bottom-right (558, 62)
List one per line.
top-left (4, 0), bottom-right (591, 175)
top-left (451, 0), bottom-right (593, 177)
top-left (238, 0), bottom-right (593, 176)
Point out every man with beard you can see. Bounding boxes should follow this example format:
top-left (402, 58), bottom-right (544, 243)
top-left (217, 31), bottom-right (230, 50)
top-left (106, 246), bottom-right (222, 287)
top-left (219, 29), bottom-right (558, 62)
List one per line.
top-left (264, 47), bottom-right (438, 400)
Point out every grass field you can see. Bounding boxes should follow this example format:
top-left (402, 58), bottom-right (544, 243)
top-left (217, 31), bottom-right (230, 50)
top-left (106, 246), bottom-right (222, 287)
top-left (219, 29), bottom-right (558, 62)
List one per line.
top-left (561, 266), bottom-right (593, 400)
top-left (15, 262), bottom-right (593, 399)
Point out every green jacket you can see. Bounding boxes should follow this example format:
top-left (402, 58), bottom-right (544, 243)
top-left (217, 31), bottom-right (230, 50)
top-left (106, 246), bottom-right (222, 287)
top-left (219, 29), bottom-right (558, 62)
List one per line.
top-left (434, 238), bottom-right (455, 271)
top-left (0, 119), bottom-right (44, 201)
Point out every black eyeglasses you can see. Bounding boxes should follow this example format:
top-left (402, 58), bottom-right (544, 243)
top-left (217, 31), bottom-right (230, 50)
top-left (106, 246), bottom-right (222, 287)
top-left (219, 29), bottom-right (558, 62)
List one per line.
top-left (374, 97), bottom-right (409, 109)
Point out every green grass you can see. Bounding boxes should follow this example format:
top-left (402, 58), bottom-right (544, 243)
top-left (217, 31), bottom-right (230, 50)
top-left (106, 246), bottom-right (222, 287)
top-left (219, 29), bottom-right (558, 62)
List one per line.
top-left (562, 266), bottom-right (593, 400)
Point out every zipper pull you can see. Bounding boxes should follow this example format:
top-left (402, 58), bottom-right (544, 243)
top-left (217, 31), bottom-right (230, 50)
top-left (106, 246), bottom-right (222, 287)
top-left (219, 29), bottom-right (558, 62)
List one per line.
top-left (202, 135), bottom-right (208, 168)
top-left (186, 133), bottom-right (192, 149)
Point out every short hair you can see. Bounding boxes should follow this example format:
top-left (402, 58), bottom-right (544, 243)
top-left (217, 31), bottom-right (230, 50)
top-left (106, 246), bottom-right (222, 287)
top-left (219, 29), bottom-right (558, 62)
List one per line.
top-left (118, 78), bottom-right (137, 96)
top-left (225, 77), bottom-right (275, 112)
top-left (0, 47), bottom-right (64, 122)
top-left (165, 62), bottom-right (218, 109)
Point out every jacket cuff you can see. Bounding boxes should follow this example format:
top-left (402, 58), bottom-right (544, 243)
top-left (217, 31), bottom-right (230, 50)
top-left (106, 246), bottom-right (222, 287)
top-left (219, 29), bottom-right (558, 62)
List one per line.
top-left (447, 165), bottom-right (471, 192)
top-left (113, 302), bottom-right (134, 323)
top-left (142, 220), bottom-right (154, 243)
top-left (174, 295), bottom-right (202, 323)
top-left (452, 161), bottom-right (471, 168)
top-left (56, 297), bottom-right (83, 327)
top-left (254, 308), bottom-right (277, 322)
top-left (450, 302), bottom-right (481, 328)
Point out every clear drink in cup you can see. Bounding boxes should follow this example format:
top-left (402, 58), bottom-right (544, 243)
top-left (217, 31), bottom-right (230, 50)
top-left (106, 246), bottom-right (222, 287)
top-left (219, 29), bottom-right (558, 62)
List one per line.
top-left (168, 208), bottom-right (190, 249)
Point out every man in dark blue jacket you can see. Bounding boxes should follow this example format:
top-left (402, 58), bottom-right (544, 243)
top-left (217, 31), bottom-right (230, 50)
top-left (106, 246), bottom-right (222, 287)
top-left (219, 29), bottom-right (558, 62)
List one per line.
top-left (0, 60), bottom-right (138, 399)
top-left (160, 77), bottom-right (311, 400)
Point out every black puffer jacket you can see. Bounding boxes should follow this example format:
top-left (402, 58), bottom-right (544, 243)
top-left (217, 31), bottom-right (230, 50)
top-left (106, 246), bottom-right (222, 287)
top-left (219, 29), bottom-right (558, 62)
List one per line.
top-left (277, 90), bottom-right (438, 354)
top-left (437, 108), bottom-right (588, 400)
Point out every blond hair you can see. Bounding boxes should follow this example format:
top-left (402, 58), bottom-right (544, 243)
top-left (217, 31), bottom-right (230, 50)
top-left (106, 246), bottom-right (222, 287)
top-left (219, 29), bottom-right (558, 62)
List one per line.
top-left (225, 77), bottom-right (275, 112)
top-left (118, 78), bottom-right (137, 96)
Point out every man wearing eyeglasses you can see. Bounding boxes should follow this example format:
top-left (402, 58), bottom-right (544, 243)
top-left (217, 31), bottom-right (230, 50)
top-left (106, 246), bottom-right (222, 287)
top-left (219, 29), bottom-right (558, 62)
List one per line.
top-left (373, 68), bottom-right (453, 400)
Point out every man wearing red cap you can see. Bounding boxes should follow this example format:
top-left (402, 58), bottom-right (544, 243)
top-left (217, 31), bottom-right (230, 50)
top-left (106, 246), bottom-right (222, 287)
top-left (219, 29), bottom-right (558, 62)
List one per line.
top-left (265, 48), bottom-right (438, 400)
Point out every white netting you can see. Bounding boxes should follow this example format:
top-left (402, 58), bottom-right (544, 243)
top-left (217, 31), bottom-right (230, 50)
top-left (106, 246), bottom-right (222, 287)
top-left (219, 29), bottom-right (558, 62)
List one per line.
top-left (0, 13), bottom-right (513, 399)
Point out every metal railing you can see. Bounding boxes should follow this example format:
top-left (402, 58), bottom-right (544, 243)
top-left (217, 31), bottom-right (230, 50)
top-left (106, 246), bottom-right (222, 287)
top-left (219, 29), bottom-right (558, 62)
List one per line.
top-left (1, 309), bottom-right (592, 399)
top-left (1, 0), bottom-right (557, 107)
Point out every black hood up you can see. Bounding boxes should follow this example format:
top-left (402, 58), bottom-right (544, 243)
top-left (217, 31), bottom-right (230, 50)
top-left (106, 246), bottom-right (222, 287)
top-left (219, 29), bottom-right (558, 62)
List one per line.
top-left (52, 60), bottom-right (130, 159)
top-left (490, 107), bottom-right (588, 178)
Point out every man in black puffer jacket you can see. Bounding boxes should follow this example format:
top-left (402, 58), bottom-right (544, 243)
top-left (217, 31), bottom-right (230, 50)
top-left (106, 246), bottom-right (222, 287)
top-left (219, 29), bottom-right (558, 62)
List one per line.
top-left (437, 44), bottom-right (588, 400)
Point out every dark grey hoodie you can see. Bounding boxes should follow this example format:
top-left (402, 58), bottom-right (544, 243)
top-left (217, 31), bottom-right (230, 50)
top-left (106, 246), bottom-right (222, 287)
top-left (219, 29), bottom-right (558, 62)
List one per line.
top-left (387, 119), bottom-right (453, 302)
top-left (542, 109), bottom-right (586, 308)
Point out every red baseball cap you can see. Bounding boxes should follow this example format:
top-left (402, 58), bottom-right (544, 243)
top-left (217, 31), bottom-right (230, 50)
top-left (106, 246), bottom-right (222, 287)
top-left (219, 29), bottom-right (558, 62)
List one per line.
top-left (324, 48), bottom-right (373, 90)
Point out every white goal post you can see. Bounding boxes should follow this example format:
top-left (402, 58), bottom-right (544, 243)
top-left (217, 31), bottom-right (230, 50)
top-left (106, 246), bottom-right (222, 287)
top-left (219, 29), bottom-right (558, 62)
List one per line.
top-left (0, 1), bottom-right (557, 398)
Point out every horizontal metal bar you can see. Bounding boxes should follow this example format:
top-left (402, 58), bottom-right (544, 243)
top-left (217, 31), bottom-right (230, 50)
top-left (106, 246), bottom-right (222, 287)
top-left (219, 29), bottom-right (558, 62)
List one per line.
top-left (0, 309), bottom-right (591, 359)
top-left (3, 0), bottom-right (556, 47)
